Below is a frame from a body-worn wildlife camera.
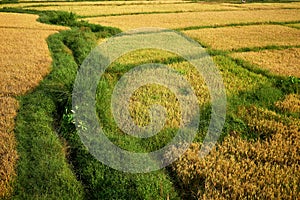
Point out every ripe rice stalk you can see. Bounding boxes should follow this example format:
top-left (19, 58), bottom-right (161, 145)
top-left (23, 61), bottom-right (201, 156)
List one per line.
top-left (231, 48), bottom-right (300, 77)
top-left (24, 3), bottom-right (240, 17)
top-left (275, 94), bottom-right (300, 114)
top-left (184, 25), bottom-right (300, 51)
top-left (87, 9), bottom-right (300, 30)
top-left (0, 12), bottom-right (68, 30)
top-left (105, 49), bottom-right (210, 128)
top-left (0, 0), bottom-right (186, 9)
top-left (226, 2), bottom-right (300, 10)
top-left (0, 97), bottom-right (18, 198)
top-left (168, 105), bottom-right (300, 199)
top-left (0, 13), bottom-right (67, 96)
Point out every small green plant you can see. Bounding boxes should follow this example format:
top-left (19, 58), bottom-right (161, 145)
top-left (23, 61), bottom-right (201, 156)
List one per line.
top-left (277, 76), bottom-right (299, 94)
top-left (62, 108), bottom-right (75, 124)
top-left (62, 107), bottom-right (88, 131)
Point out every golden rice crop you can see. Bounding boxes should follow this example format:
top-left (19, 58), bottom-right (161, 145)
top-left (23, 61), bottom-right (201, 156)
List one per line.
top-left (184, 25), bottom-right (300, 51)
top-left (0, 0), bottom-right (186, 9)
top-left (106, 49), bottom-right (209, 128)
top-left (128, 63), bottom-right (209, 129)
top-left (24, 3), bottom-right (239, 17)
top-left (18, 0), bottom-right (184, 2)
top-left (0, 13), bottom-right (67, 96)
top-left (0, 97), bottom-right (18, 198)
top-left (19, 0), bottom-right (65, 2)
top-left (87, 9), bottom-right (300, 31)
top-left (0, 28), bottom-right (53, 96)
top-left (227, 2), bottom-right (300, 10)
top-left (231, 48), bottom-right (300, 77)
top-left (169, 105), bottom-right (300, 199)
top-left (275, 94), bottom-right (300, 114)
top-left (0, 12), bottom-right (67, 30)
top-left (113, 49), bottom-right (178, 66)
top-left (0, 12), bottom-right (66, 198)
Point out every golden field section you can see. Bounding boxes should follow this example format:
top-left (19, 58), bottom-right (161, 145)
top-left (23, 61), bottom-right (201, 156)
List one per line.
top-left (23, 3), bottom-right (239, 17)
top-left (0, 13), bottom-right (67, 96)
top-left (231, 48), bottom-right (300, 77)
top-left (0, 12), bottom-right (66, 31)
top-left (0, 0), bottom-right (185, 9)
top-left (5, 1), bottom-right (300, 17)
top-left (107, 49), bottom-right (209, 129)
top-left (275, 94), bottom-right (300, 114)
top-left (228, 1), bottom-right (300, 9)
top-left (184, 25), bottom-right (300, 50)
top-left (86, 9), bottom-right (300, 30)
top-left (0, 97), bottom-right (18, 198)
top-left (0, 12), bottom-right (66, 198)
top-left (170, 105), bottom-right (300, 199)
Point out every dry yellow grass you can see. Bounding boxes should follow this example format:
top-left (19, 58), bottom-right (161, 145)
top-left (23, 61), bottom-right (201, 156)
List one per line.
top-left (184, 25), bottom-right (300, 51)
top-left (0, 12), bottom-right (66, 198)
top-left (169, 105), bottom-right (300, 199)
top-left (24, 3), bottom-right (239, 17)
top-left (231, 48), bottom-right (300, 77)
top-left (87, 9), bottom-right (300, 31)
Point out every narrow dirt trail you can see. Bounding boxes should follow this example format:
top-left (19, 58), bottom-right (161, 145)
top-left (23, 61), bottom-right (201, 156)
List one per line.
top-left (0, 12), bottom-right (66, 197)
